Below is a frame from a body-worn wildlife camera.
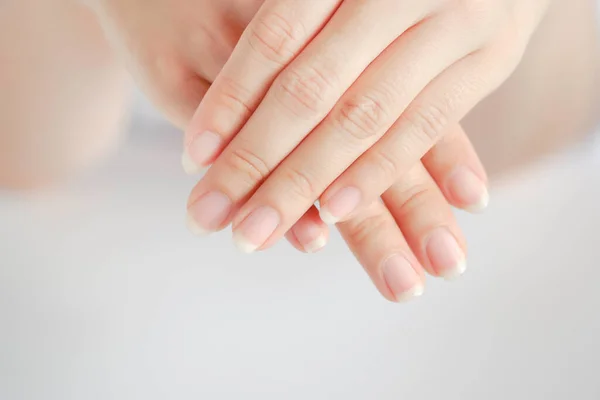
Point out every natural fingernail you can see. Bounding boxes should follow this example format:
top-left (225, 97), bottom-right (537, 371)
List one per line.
top-left (382, 254), bottom-right (424, 302)
top-left (319, 187), bottom-right (362, 225)
top-left (187, 191), bottom-right (232, 235)
top-left (425, 228), bottom-right (466, 280)
top-left (182, 130), bottom-right (223, 175)
top-left (233, 206), bottom-right (280, 253)
top-left (291, 222), bottom-right (327, 253)
top-left (447, 167), bottom-right (489, 213)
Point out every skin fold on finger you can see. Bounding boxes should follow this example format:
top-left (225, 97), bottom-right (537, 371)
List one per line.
top-left (284, 206), bottom-right (329, 254)
top-left (382, 163), bottom-right (467, 280)
top-left (186, 0), bottom-right (425, 237)
top-left (182, 0), bottom-right (343, 173)
top-left (421, 123), bottom-right (490, 213)
top-left (227, 13), bottom-right (478, 251)
top-left (337, 200), bottom-right (426, 303)
top-left (318, 46), bottom-right (510, 225)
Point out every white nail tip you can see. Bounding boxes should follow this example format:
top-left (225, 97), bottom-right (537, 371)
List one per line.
top-left (186, 214), bottom-right (209, 236)
top-left (233, 232), bottom-right (258, 254)
top-left (319, 209), bottom-right (339, 225)
top-left (396, 284), bottom-right (425, 303)
top-left (443, 260), bottom-right (467, 281)
top-left (181, 151), bottom-right (203, 175)
top-left (465, 189), bottom-right (490, 214)
top-left (303, 234), bottom-right (327, 253)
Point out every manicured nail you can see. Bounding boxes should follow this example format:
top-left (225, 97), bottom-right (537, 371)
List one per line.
top-left (187, 191), bottom-right (232, 235)
top-left (182, 130), bottom-right (223, 175)
top-left (447, 167), bottom-right (489, 213)
top-left (186, 213), bottom-right (209, 236)
top-left (233, 206), bottom-right (280, 253)
top-left (382, 254), bottom-right (424, 302)
top-left (425, 228), bottom-right (466, 280)
top-left (319, 187), bottom-right (362, 225)
top-left (291, 222), bottom-right (327, 253)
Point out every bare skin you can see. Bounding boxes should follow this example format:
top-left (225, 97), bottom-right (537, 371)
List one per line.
top-left (0, 0), bottom-right (130, 188)
top-left (1, 0), bottom-right (598, 300)
top-left (1, 0), bottom-right (596, 187)
top-left (464, 0), bottom-right (600, 177)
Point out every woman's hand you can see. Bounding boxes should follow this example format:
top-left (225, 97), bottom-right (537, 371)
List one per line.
top-left (286, 122), bottom-right (488, 301)
top-left (86, 0), bottom-right (264, 129)
top-left (89, 0), bottom-right (490, 301)
top-left (185, 0), bottom-right (549, 251)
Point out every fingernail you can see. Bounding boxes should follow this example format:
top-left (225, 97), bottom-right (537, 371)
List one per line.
top-left (182, 130), bottom-right (223, 175)
top-left (447, 167), bottom-right (489, 213)
top-left (291, 222), bottom-right (327, 253)
top-left (382, 254), bottom-right (424, 302)
top-left (233, 206), bottom-right (280, 253)
top-left (187, 191), bottom-right (232, 235)
top-left (425, 228), bottom-right (466, 280)
top-left (186, 213), bottom-right (209, 236)
top-left (319, 187), bottom-right (362, 225)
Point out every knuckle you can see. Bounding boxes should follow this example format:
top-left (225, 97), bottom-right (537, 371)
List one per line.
top-left (392, 184), bottom-right (434, 221)
top-left (281, 167), bottom-right (318, 202)
top-left (274, 65), bottom-right (337, 119)
top-left (406, 103), bottom-right (449, 143)
top-left (247, 12), bottom-right (303, 65)
top-left (371, 150), bottom-right (400, 182)
top-left (215, 77), bottom-right (254, 117)
top-left (224, 147), bottom-right (271, 185)
top-left (345, 210), bottom-right (392, 248)
top-left (334, 92), bottom-right (392, 141)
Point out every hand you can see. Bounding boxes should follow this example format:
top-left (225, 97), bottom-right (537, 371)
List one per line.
top-left (185, 0), bottom-right (548, 251)
top-left (287, 123), bottom-right (488, 301)
top-left (89, 0), bottom-right (488, 301)
top-left (86, 0), bottom-right (264, 129)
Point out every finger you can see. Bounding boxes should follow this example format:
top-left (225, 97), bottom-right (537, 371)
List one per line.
top-left (382, 163), bottom-right (467, 280)
top-left (182, 0), bottom-right (342, 173)
top-left (284, 206), bottom-right (329, 254)
top-left (336, 200), bottom-right (426, 303)
top-left (228, 14), bottom-right (478, 251)
top-left (421, 123), bottom-right (489, 213)
top-left (319, 46), bottom-right (510, 224)
top-left (186, 0), bottom-right (422, 235)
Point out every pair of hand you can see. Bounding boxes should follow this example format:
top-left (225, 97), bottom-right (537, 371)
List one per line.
top-left (89, 0), bottom-right (549, 301)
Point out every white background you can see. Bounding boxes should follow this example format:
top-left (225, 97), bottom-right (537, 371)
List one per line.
top-left (1, 99), bottom-right (599, 399)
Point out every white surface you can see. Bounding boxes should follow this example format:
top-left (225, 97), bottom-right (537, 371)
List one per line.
top-left (1, 102), bottom-right (600, 399)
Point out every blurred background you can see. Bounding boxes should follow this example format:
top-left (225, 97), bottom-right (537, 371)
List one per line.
top-left (1, 0), bottom-right (600, 399)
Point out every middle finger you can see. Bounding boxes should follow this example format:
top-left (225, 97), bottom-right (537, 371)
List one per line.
top-left (229, 13), bottom-right (480, 252)
top-left (186, 0), bottom-right (423, 235)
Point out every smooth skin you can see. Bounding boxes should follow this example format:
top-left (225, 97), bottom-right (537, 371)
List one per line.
top-left (90, 0), bottom-right (490, 300)
top-left (184, 0), bottom-right (551, 259)
top-left (3, 0), bottom-right (598, 302)
top-left (0, 0), bottom-right (130, 188)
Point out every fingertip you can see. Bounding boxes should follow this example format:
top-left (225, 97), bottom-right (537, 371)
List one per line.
top-left (181, 149), bottom-right (204, 175)
top-left (446, 166), bottom-right (490, 213)
top-left (291, 210), bottom-right (330, 253)
top-left (395, 283), bottom-right (425, 303)
top-left (381, 253), bottom-right (425, 303)
top-left (462, 186), bottom-right (489, 214)
top-left (303, 233), bottom-right (328, 253)
top-left (318, 208), bottom-right (340, 225)
top-left (233, 231), bottom-right (259, 254)
top-left (186, 213), bottom-right (210, 237)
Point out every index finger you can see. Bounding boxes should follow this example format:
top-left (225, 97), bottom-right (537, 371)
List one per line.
top-left (182, 0), bottom-right (341, 173)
